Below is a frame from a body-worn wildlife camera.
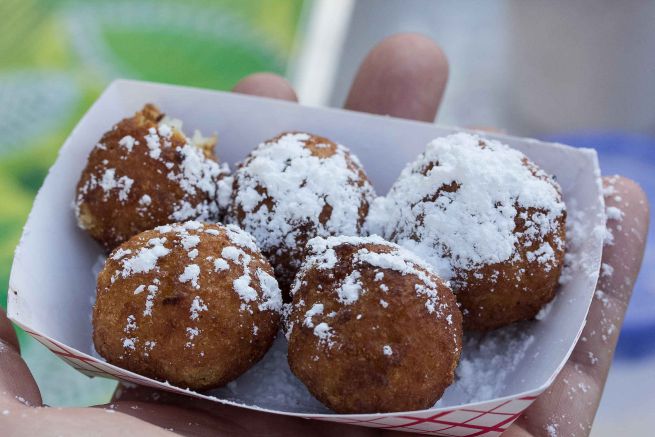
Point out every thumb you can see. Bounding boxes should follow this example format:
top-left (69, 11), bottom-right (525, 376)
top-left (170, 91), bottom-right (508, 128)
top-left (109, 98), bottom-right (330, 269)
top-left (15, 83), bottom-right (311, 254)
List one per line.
top-left (0, 308), bottom-right (42, 408)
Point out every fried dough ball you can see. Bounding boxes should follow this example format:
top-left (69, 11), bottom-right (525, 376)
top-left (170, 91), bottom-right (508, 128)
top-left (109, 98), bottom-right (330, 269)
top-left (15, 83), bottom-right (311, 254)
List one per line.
top-left (285, 235), bottom-right (462, 413)
top-left (368, 133), bottom-right (566, 331)
top-left (228, 132), bottom-right (376, 298)
top-left (93, 221), bottom-right (282, 390)
top-left (75, 104), bottom-right (229, 250)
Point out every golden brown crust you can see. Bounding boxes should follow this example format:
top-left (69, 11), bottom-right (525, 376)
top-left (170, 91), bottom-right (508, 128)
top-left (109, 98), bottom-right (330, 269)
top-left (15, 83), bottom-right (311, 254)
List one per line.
top-left (92, 222), bottom-right (281, 390)
top-left (75, 104), bottom-right (226, 251)
top-left (455, 206), bottom-right (566, 331)
top-left (286, 237), bottom-right (462, 413)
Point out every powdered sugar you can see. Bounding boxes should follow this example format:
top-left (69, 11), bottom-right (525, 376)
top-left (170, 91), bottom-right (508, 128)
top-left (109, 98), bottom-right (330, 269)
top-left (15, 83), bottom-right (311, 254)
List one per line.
top-left (303, 303), bottom-right (324, 328)
top-left (445, 326), bottom-right (535, 404)
top-left (312, 322), bottom-right (335, 348)
top-left (189, 296), bottom-right (208, 321)
top-left (222, 246), bottom-right (251, 267)
top-left (224, 223), bottom-right (259, 252)
top-left (233, 274), bottom-right (258, 304)
top-left (170, 156), bottom-right (228, 222)
top-left (559, 198), bottom-right (600, 285)
top-left (121, 315), bottom-right (138, 350)
top-left (105, 222), bottom-right (282, 320)
top-left (208, 324), bottom-right (539, 413)
top-left (337, 271), bottom-right (362, 304)
top-left (111, 248), bottom-right (131, 261)
top-left (208, 334), bottom-right (329, 413)
top-left (124, 314), bottom-right (137, 333)
top-left (118, 135), bottom-right (136, 152)
top-left (256, 269), bottom-right (283, 313)
top-left (186, 327), bottom-right (200, 340)
top-left (213, 258), bottom-right (229, 271)
top-left (606, 206), bottom-right (624, 222)
top-left (115, 237), bottom-right (170, 279)
top-left (228, 132), bottom-right (375, 280)
top-left (167, 141), bottom-right (227, 221)
top-left (77, 167), bottom-right (134, 208)
top-left (292, 235), bottom-right (450, 318)
top-left (143, 285), bottom-right (158, 317)
top-left (286, 235), bottom-right (456, 346)
top-left (545, 423), bottom-right (559, 437)
top-left (181, 234), bottom-right (200, 251)
top-left (179, 264), bottom-right (200, 289)
top-left (144, 127), bottom-right (163, 159)
top-left (601, 263), bottom-right (614, 278)
top-left (368, 133), bottom-right (566, 281)
top-left (122, 338), bottom-right (136, 350)
top-left (99, 169), bottom-right (133, 202)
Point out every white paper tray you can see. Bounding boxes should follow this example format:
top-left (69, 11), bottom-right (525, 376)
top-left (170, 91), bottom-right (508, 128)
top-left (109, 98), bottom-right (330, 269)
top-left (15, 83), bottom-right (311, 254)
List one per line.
top-left (7, 80), bottom-right (605, 435)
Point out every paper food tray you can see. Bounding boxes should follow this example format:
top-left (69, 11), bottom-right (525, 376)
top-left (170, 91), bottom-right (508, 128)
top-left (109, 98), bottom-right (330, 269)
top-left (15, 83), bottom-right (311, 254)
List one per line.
top-left (7, 80), bottom-right (605, 436)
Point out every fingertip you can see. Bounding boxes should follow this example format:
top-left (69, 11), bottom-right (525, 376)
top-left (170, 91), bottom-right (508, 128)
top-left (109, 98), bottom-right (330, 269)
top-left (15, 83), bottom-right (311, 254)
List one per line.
top-left (603, 176), bottom-right (650, 242)
top-left (604, 176), bottom-right (650, 213)
top-left (232, 73), bottom-right (298, 102)
top-left (345, 32), bottom-right (449, 122)
top-left (386, 32), bottom-right (449, 72)
top-left (0, 309), bottom-right (42, 407)
top-left (0, 308), bottom-right (19, 351)
top-left (595, 175), bottom-right (650, 314)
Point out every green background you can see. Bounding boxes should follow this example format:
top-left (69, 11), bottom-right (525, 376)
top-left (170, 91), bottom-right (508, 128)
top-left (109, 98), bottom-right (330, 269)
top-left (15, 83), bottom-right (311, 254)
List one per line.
top-left (0, 0), bottom-right (305, 406)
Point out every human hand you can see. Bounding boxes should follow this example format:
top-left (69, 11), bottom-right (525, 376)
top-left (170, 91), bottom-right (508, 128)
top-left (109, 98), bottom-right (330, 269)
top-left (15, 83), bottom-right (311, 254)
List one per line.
top-left (0, 33), bottom-right (649, 436)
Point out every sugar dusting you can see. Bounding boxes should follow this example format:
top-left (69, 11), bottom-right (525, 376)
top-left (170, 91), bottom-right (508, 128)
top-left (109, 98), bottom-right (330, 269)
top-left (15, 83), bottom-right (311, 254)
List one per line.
top-left (75, 112), bottom-right (230, 230)
top-left (228, 132), bottom-right (376, 275)
top-left (367, 133), bottom-right (566, 281)
top-left (582, 175), bottom-right (626, 349)
top-left (285, 235), bottom-right (457, 349)
top-left (209, 333), bottom-right (330, 413)
top-left (205, 324), bottom-right (537, 413)
top-left (440, 326), bottom-right (536, 404)
top-left (98, 221), bottom-right (282, 355)
top-left (559, 196), bottom-right (604, 286)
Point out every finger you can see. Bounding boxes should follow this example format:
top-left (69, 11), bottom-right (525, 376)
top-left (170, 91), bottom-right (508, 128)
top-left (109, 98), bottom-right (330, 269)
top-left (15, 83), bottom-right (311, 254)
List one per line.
top-left (0, 307), bottom-right (18, 350)
top-left (232, 72), bottom-right (298, 102)
top-left (112, 383), bottom-right (379, 436)
top-left (2, 405), bottom-right (174, 437)
top-left (344, 32), bottom-right (449, 122)
top-left (0, 308), bottom-right (42, 407)
top-left (570, 176), bottom-right (649, 378)
top-left (507, 176), bottom-right (649, 436)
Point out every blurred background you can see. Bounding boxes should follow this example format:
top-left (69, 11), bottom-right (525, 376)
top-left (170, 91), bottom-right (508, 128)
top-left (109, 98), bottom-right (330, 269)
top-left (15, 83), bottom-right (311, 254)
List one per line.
top-left (0, 0), bottom-right (653, 435)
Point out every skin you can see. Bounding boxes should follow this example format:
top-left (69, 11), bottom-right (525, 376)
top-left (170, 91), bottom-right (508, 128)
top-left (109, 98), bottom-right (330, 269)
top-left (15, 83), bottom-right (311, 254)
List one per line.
top-left (0, 33), bottom-right (649, 436)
